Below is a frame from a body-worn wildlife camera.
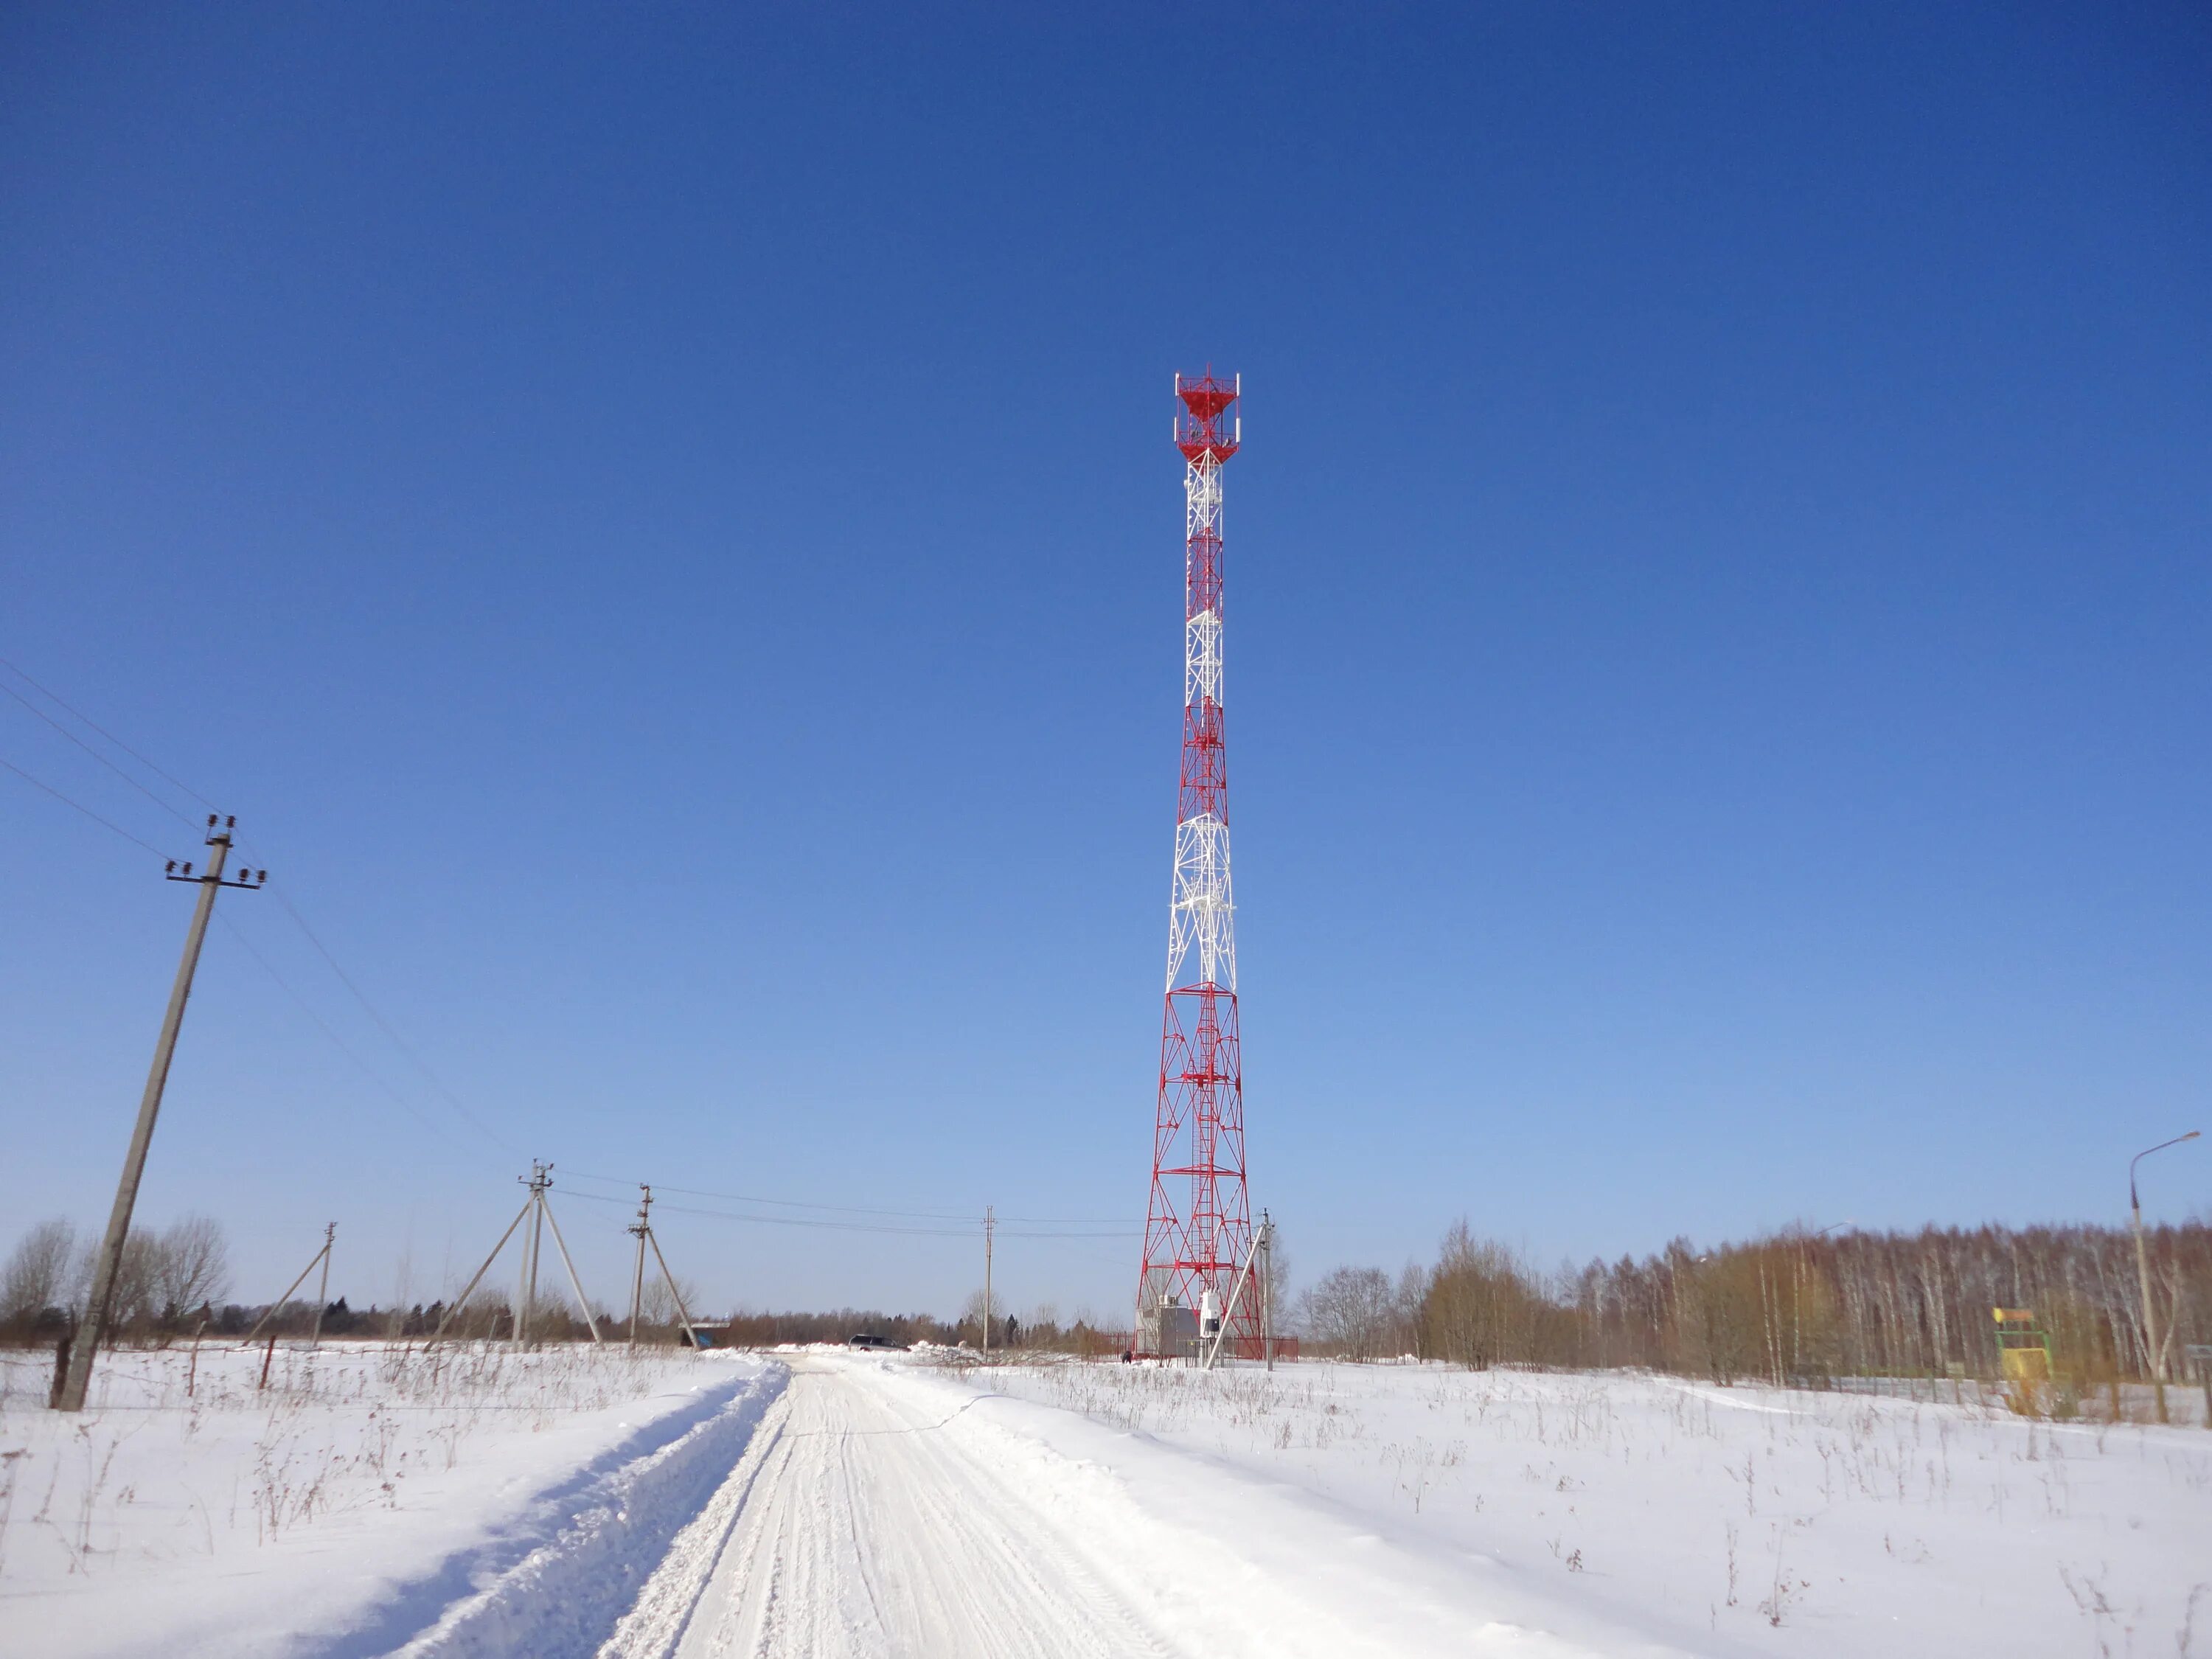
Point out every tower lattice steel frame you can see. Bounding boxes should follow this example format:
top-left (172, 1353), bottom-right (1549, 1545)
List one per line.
top-left (1136, 370), bottom-right (1257, 1357)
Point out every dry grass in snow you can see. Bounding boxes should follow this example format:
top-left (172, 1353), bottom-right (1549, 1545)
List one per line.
top-left (969, 1357), bottom-right (2212, 1658)
top-left (0, 1340), bottom-right (758, 1658)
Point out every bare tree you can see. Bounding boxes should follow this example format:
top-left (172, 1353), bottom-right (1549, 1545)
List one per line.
top-left (641, 1273), bottom-right (701, 1329)
top-left (1424, 1221), bottom-right (1538, 1370)
top-left (152, 1215), bottom-right (232, 1321)
top-left (108, 1229), bottom-right (164, 1329)
top-left (957, 1287), bottom-right (1005, 1343)
top-left (1298, 1265), bottom-right (1399, 1360)
top-left (1262, 1227), bottom-right (1294, 1322)
top-left (2, 1218), bottom-right (77, 1321)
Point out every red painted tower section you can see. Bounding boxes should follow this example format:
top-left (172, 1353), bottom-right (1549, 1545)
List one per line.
top-left (1137, 371), bottom-right (1258, 1357)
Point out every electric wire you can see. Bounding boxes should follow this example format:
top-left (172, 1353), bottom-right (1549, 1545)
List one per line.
top-left (0, 752), bottom-right (175, 859)
top-left (557, 1186), bottom-right (1136, 1240)
top-left (3, 659), bottom-right (1143, 1259)
top-left (0, 655), bottom-right (223, 812)
top-left (264, 880), bottom-right (525, 1158)
top-left (559, 1171), bottom-right (1129, 1228)
top-left (213, 911), bottom-right (476, 1156)
top-left (0, 660), bottom-right (522, 1161)
top-left (0, 677), bottom-right (206, 830)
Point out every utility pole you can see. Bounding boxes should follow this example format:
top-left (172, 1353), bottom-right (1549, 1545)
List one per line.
top-left (641, 1221), bottom-right (701, 1350)
top-left (1200, 1217), bottom-right (1269, 1371)
top-left (240, 1222), bottom-right (336, 1352)
top-left (429, 1188), bottom-right (536, 1347)
top-left (518, 1161), bottom-right (551, 1345)
top-left (1265, 1212), bottom-right (1279, 1366)
top-left (429, 1164), bottom-right (601, 1349)
top-left (59, 815), bottom-right (267, 1412)
top-left (614, 1182), bottom-right (701, 1348)
top-left (309, 1222), bottom-right (337, 1348)
top-left (982, 1207), bottom-right (995, 1360)
top-left (628, 1185), bottom-right (653, 1346)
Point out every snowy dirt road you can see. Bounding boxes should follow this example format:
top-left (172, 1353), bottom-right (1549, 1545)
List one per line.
top-left (606, 1357), bottom-right (1170, 1658)
top-left (600, 1353), bottom-right (1699, 1659)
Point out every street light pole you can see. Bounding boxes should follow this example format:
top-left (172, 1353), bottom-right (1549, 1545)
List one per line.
top-left (2130, 1131), bottom-right (2200, 1395)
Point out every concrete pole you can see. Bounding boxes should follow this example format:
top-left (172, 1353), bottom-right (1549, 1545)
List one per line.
top-left (427, 1196), bottom-right (533, 1346)
top-left (629, 1186), bottom-right (651, 1346)
top-left (517, 1162), bottom-right (549, 1347)
top-left (982, 1207), bottom-right (995, 1360)
top-left (240, 1235), bottom-right (336, 1350)
top-left (644, 1227), bottom-right (701, 1349)
top-left (527, 1184), bottom-right (546, 1345)
top-left (308, 1223), bottom-right (336, 1349)
top-left (515, 1186), bottom-right (532, 1346)
top-left (540, 1192), bottom-right (602, 1343)
top-left (1260, 1211), bottom-right (1274, 1373)
top-left (58, 826), bottom-right (232, 1411)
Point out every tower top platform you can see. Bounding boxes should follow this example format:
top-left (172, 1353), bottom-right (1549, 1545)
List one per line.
top-left (1173, 370), bottom-right (1241, 465)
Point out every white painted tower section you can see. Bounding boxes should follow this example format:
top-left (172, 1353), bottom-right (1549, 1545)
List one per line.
top-left (1166, 446), bottom-right (1237, 994)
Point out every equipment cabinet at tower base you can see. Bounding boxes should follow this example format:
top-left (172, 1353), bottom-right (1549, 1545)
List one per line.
top-left (1137, 1295), bottom-right (1198, 1359)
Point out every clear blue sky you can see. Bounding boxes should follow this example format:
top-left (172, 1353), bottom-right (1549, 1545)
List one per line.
top-left (3, 4), bottom-right (2208, 1322)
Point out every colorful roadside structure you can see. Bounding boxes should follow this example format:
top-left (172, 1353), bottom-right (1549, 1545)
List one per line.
top-left (1993, 1307), bottom-right (2052, 1381)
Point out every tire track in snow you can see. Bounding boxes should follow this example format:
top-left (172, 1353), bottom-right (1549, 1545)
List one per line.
top-left (312, 1363), bottom-right (785, 1659)
top-left (601, 1356), bottom-right (1707, 1659)
top-left (599, 1359), bottom-right (1179, 1658)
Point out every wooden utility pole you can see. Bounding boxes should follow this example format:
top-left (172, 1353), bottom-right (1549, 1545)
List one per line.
top-left (58, 815), bottom-right (266, 1411)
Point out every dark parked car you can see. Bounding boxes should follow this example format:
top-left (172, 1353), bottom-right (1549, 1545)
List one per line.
top-left (847, 1332), bottom-right (905, 1351)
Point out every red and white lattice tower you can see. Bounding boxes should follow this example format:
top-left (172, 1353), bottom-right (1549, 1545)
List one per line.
top-left (1136, 369), bottom-right (1256, 1358)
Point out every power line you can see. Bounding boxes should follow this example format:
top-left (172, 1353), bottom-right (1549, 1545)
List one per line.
top-left (0, 753), bottom-right (175, 859)
top-left (214, 911), bottom-right (479, 1157)
top-left (560, 1188), bottom-right (970, 1237)
top-left (558, 1186), bottom-right (1136, 1240)
top-left (0, 662), bottom-right (1138, 1250)
top-left (0, 679), bottom-right (203, 830)
top-left (0, 655), bottom-right (221, 812)
top-left (0, 658), bottom-right (524, 1162)
top-left (559, 1170), bottom-right (1130, 1228)
top-left (265, 880), bottom-right (524, 1157)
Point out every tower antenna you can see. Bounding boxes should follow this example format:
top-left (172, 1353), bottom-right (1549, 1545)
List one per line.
top-left (1137, 371), bottom-right (1256, 1360)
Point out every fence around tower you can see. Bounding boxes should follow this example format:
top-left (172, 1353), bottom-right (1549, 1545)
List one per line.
top-left (1082, 1331), bottom-right (1303, 1364)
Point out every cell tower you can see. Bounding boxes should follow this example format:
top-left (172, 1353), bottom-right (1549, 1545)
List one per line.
top-left (1136, 369), bottom-right (1257, 1359)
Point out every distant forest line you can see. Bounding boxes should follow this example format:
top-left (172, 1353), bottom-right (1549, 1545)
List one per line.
top-left (8, 1214), bottom-right (2210, 1389)
top-left (1301, 1219), bottom-right (2212, 1385)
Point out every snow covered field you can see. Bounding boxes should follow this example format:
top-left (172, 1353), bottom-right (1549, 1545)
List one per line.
top-left (4, 1343), bottom-right (2205, 1656)
top-left (974, 1357), bottom-right (2212, 1657)
top-left (0, 1340), bottom-right (775, 1658)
